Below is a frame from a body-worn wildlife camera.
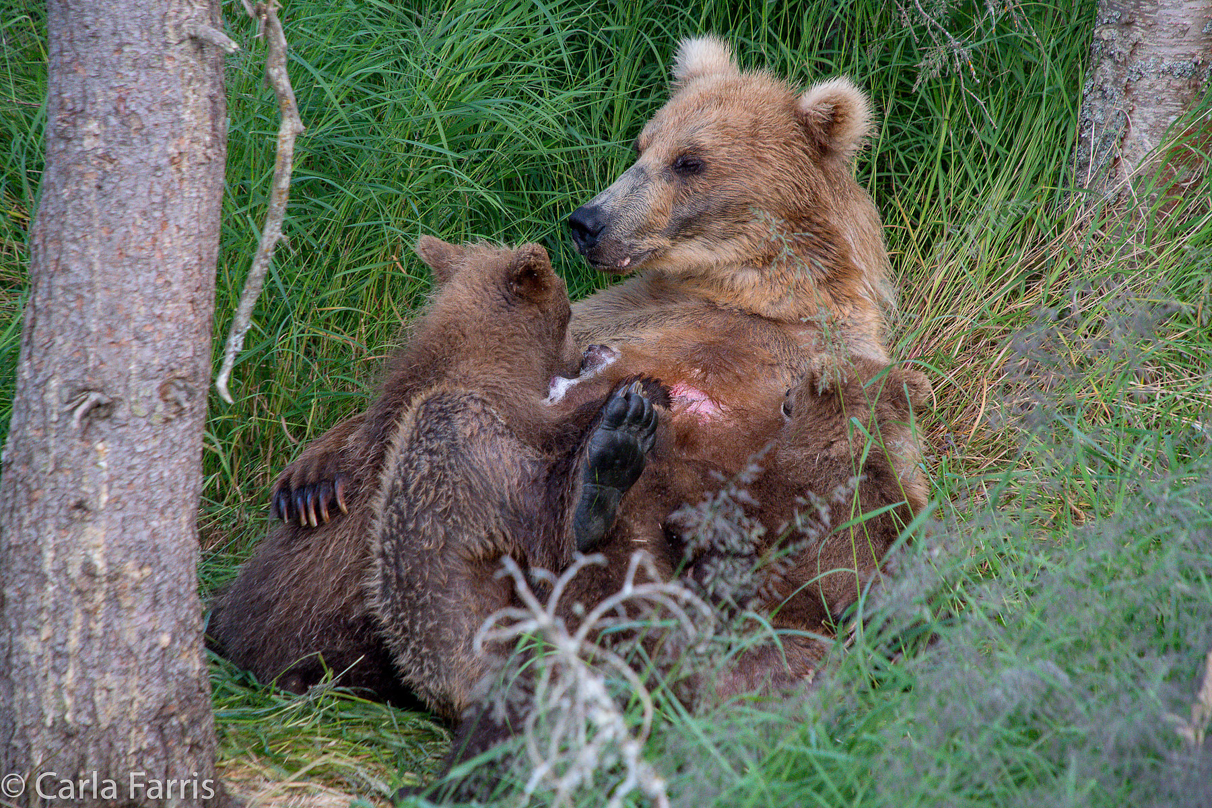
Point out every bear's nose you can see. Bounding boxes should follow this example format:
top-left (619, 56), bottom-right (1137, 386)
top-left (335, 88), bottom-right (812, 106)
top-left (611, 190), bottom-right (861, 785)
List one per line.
top-left (568, 204), bottom-right (606, 253)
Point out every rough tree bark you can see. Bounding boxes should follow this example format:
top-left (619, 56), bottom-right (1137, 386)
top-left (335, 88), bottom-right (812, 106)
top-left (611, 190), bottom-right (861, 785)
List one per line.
top-left (1075, 0), bottom-right (1212, 203)
top-left (0, 1), bottom-right (228, 805)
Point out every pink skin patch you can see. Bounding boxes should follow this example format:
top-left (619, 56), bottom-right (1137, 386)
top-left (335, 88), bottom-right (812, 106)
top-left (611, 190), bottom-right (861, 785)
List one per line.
top-left (669, 382), bottom-right (723, 422)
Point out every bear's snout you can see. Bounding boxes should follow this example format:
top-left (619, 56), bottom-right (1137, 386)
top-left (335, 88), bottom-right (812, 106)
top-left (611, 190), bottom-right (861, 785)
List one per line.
top-left (568, 203), bottom-right (607, 253)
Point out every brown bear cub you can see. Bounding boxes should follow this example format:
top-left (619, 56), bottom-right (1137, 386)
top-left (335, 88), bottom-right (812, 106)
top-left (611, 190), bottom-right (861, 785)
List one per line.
top-left (365, 238), bottom-right (665, 718)
top-left (208, 238), bottom-right (661, 713)
top-left (675, 356), bottom-right (931, 693)
top-left (542, 347), bottom-right (930, 691)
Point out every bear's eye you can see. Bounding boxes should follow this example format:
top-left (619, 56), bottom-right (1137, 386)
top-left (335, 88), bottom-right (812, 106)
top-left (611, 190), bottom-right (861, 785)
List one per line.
top-left (671, 154), bottom-right (704, 177)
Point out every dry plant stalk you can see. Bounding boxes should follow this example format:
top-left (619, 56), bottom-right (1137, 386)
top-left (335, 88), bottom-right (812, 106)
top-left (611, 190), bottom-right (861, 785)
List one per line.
top-left (476, 553), bottom-right (717, 808)
top-left (215, 0), bottom-right (305, 404)
top-left (1174, 648), bottom-right (1212, 747)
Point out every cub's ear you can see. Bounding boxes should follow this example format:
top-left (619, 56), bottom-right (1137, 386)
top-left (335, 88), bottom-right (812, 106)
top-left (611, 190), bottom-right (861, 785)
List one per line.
top-left (896, 368), bottom-right (933, 410)
top-left (797, 77), bottom-right (873, 162)
top-left (876, 366), bottom-right (933, 414)
top-left (507, 243), bottom-right (557, 303)
top-left (671, 35), bottom-right (739, 89)
top-left (415, 235), bottom-right (464, 286)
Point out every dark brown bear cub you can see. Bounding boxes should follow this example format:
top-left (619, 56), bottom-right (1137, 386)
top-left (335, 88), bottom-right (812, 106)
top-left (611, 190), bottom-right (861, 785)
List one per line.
top-left (208, 238), bottom-right (659, 712)
top-left (679, 355), bottom-right (932, 693)
top-left (365, 238), bottom-right (661, 718)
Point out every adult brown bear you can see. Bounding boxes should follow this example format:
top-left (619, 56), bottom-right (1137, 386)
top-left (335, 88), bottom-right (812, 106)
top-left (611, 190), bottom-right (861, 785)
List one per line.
top-left (210, 36), bottom-right (927, 701)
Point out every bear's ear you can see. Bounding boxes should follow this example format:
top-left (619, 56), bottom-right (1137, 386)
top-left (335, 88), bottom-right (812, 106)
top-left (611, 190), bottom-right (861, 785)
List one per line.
top-left (879, 366), bottom-right (932, 414)
top-left (796, 77), bottom-right (873, 162)
top-left (507, 244), bottom-right (555, 303)
top-left (800, 353), bottom-right (850, 396)
top-left (897, 368), bottom-right (933, 410)
top-left (671, 35), bottom-right (739, 88)
top-left (415, 235), bottom-right (464, 286)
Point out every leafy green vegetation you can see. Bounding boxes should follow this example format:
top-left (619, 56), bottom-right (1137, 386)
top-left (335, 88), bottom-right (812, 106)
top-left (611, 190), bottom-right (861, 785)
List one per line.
top-left (2, 0), bottom-right (1209, 805)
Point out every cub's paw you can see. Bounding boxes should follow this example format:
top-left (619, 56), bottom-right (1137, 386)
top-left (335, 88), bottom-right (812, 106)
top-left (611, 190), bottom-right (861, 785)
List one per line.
top-left (586, 379), bottom-right (660, 488)
top-left (572, 380), bottom-right (660, 552)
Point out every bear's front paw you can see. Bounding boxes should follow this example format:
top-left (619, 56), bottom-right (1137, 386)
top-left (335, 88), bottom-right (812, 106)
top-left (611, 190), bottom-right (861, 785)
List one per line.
top-left (572, 380), bottom-right (659, 551)
top-left (586, 379), bottom-right (660, 489)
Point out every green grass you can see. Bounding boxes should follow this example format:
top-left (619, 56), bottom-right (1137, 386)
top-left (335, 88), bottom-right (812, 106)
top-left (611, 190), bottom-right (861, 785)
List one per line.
top-left (2, 0), bottom-right (1210, 805)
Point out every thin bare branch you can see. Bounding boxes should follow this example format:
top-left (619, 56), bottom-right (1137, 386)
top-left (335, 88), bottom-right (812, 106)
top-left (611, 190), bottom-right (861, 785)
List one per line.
top-left (186, 22), bottom-right (239, 54)
top-left (476, 553), bottom-right (694, 808)
top-left (214, 0), bottom-right (305, 404)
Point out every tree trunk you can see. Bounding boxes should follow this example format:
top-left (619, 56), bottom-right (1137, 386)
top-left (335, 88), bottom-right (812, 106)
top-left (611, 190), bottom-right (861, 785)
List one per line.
top-left (0, 1), bottom-right (228, 805)
top-left (1075, 0), bottom-right (1212, 203)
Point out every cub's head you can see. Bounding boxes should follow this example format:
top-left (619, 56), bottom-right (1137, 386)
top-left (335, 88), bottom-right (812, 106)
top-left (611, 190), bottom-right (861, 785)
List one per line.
top-left (414, 236), bottom-right (581, 392)
top-left (776, 355), bottom-right (931, 515)
top-left (781, 356), bottom-right (931, 459)
top-left (568, 36), bottom-right (890, 325)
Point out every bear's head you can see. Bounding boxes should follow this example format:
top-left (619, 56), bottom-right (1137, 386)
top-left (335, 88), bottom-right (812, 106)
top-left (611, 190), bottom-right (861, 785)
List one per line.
top-left (778, 355), bottom-right (931, 513)
top-left (567, 36), bottom-right (893, 332)
top-left (414, 236), bottom-right (582, 395)
top-left (781, 356), bottom-right (930, 452)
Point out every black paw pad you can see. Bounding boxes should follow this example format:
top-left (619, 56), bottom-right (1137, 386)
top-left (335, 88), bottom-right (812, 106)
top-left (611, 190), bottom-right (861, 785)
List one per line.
top-left (572, 382), bottom-right (659, 552)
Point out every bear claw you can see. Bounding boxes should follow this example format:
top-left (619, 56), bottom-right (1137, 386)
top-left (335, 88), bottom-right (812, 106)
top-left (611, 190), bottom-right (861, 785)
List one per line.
top-left (272, 474), bottom-right (348, 527)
